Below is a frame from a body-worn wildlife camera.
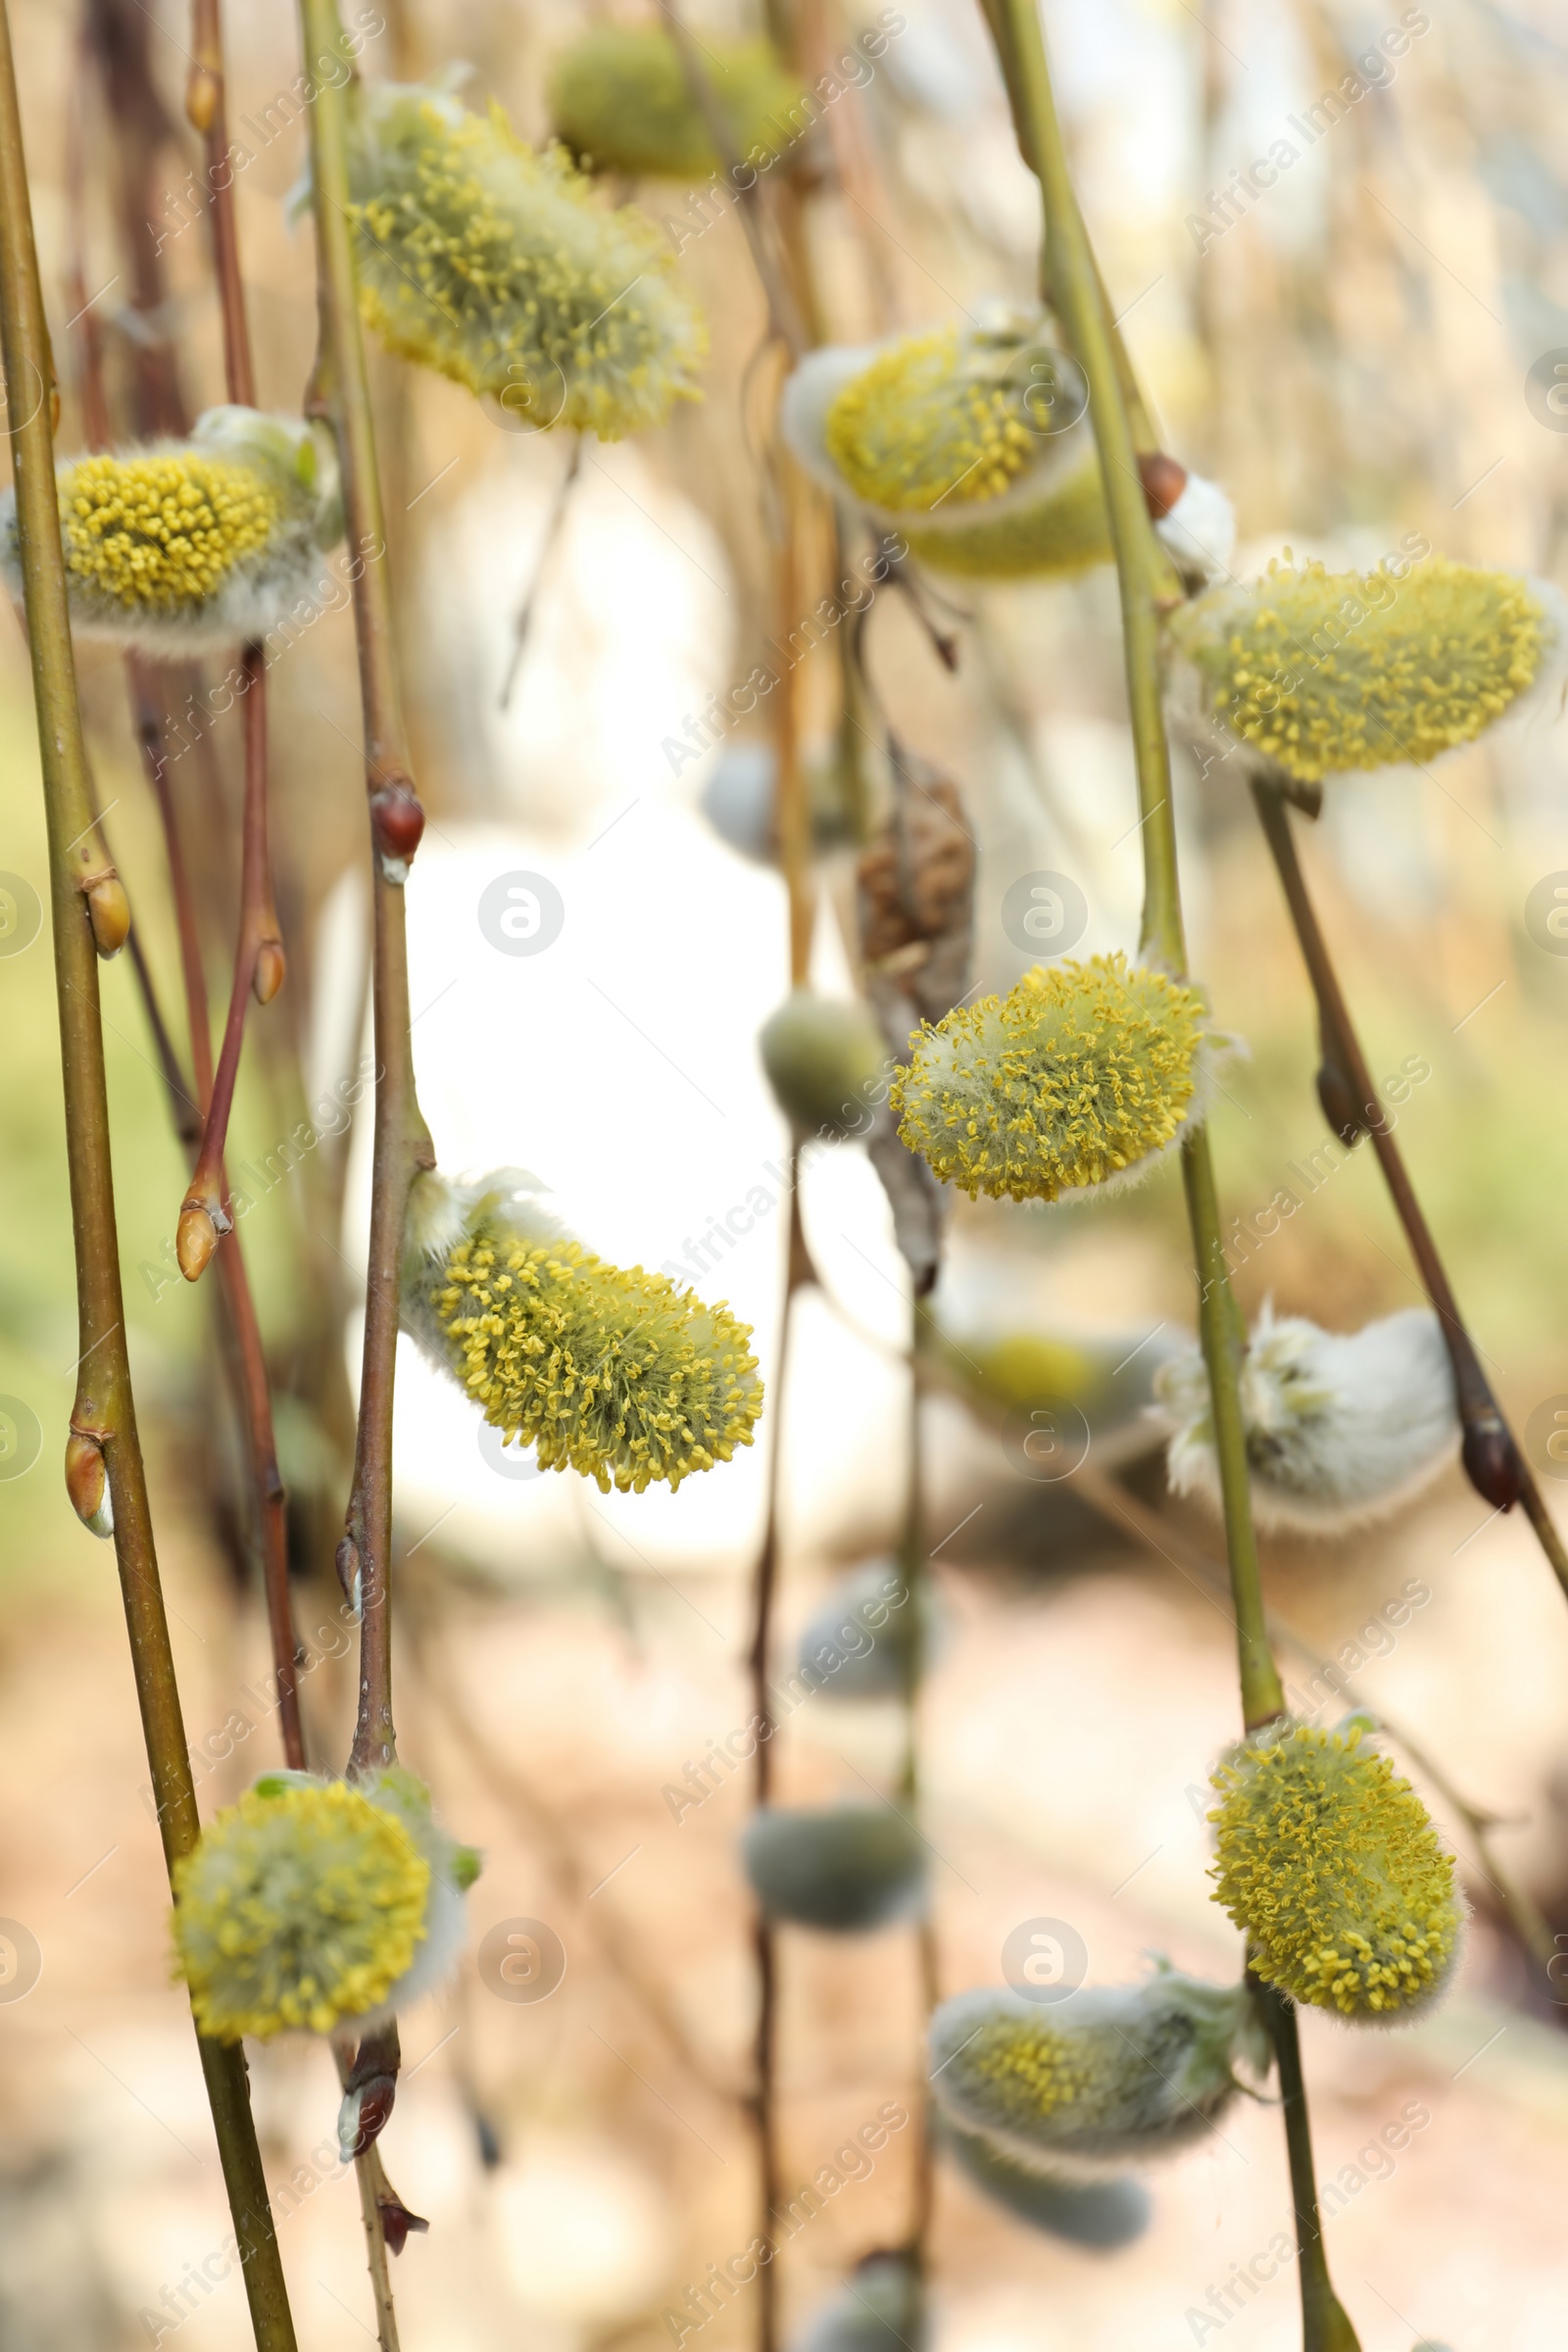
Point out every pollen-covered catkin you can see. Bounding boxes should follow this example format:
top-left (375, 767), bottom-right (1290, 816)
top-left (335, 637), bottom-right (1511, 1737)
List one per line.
top-left (402, 1172), bottom-right (762, 1493)
top-left (2, 408), bottom-right (335, 654)
top-left (928, 1969), bottom-right (1268, 2172)
top-left (172, 1769), bottom-right (476, 2040)
top-left (1167, 554), bottom-right (1562, 783)
top-left (1209, 1719), bottom-right (1463, 2021)
top-left (892, 953), bottom-right (1210, 1202)
top-left (344, 79), bottom-right (706, 438)
top-left (781, 314), bottom-right (1114, 580)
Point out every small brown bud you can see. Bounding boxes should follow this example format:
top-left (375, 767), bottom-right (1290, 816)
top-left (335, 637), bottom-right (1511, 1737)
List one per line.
top-left (369, 785), bottom-right (425, 867)
top-left (87, 875), bottom-right (130, 959)
top-left (376, 2196), bottom-right (429, 2257)
top-left (1462, 1414), bottom-right (1523, 1511)
top-left (185, 64), bottom-right (220, 134)
top-left (177, 1201), bottom-right (220, 1282)
top-left (336, 1533), bottom-right (362, 1612)
top-left (1315, 1060), bottom-right (1367, 1150)
top-left (253, 939), bottom-right (286, 1005)
top-left (1138, 450), bottom-right (1188, 521)
top-left (65, 1429), bottom-right (114, 1539)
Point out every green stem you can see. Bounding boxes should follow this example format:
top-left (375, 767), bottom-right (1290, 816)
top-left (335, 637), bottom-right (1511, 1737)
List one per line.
top-left (0, 10), bottom-right (296, 2349)
top-left (987, 6), bottom-right (1356, 2346)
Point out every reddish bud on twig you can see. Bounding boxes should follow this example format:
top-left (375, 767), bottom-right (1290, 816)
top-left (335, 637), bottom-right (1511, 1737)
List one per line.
top-left (1461, 1413), bottom-right (1524, 1512)
top-left (65, 1428), bottom-right (113, 1539)
top-left (376, 2196), bottom-right (429, 2257)
top-left (86, 875), bottom-right (130, 959)
top-left (370, 785), bottom-right (425, 877)
top-left (336, 1533), bottom-right (362, 1614)
top-left (177, 1201), bottom-right (220, 1282)
top-left (253, 939), bottom-right (286, 1005)
top-left (339, 2072), bottom-right (397, 2160)
top-left (1138, 451), bottom-right (1188, 521)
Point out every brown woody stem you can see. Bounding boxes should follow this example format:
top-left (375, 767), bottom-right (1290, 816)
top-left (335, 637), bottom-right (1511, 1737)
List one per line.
top-left (0, 9), bottom-right (297, 2344)
top-left (296, 0), bottom-right (434, 1773)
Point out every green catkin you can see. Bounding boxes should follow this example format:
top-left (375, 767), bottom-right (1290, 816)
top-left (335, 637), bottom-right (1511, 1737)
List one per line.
top-left (1209, 1719), bottom-right (1462, 2020)
top-left (1168, 554), bottom-right (1555, 782)
top-left (345, 80), bottom-right (706, 437)
top-left (550, 28), bottom-right (806, 180)
top-left (892, 952), bottom-right (1208, 1202)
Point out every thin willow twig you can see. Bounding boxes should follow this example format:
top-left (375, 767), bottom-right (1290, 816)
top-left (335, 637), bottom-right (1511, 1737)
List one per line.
top-left (296, 3), bottom-right (435, 2328)
top-left (1251, 780), bottom-right (1568, 1600)
top-left (177, 0), bottom-right (284, 1281)
top-left (0, 11), bottom-right (297, 2346)
top-left (985, 4), bottom-right (1360, 2343)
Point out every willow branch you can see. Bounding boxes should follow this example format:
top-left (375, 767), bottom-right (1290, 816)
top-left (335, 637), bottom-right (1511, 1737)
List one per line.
top-left (297, 0), bottom-right (434, 1784)
top-left (177, 1), bottom-right (283, 1285)
top-left (0, 12), bottom-right (297, 2344)
top-left (988, 5), bottom-right (1357, 2344)
top-left (72, 17), bottom-right (306, 1769)
top-left (1251, 780), bottom-right (1568, 1601)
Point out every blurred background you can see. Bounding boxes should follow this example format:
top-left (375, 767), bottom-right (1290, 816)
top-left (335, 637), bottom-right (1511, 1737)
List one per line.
top-left (2, 0), bottom-right (1568, 2346)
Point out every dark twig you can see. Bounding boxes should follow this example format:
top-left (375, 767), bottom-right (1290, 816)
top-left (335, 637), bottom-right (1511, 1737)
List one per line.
top-left (1251, 780), bottom-right (1568, 1599)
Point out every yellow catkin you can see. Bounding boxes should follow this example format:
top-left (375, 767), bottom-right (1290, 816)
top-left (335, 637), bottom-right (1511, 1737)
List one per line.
top-left (347, 85), bottom-right (706, 438)
top-left (172, 1779), bottom-right (430, 2040)
top-left (1209, 1720), bottom-right (1462, 2019)
top-left (892, 952), bottom-right (1206, 1202)
top-left (1171, 555), bottom-right (1548, 783)
top-left (963, 2015), bottom-right (1102, 2124)
top-left (60, 451), bottom-right (277, 613)
top-left (427, 1218), bottom-right (763, 1493)
top-left (825, 327), bottom-right (1039, 512)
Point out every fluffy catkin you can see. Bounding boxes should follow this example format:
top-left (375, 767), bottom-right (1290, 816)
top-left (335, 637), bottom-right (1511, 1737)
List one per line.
top-left (1155, 1304), bottom-right (1459, 1532)
top-left (1209, 1719), bottom-right (1462, 2021)
top-left (402, 1172), bottom-right (762, 1493)
top-left (928, 1970), bottom-right (1268, 2174)
top-left (172, 1769), bottom-right (475, 2040)
top-left (892, 953), bottom-right (1210, 1202)
top-left (344, 79), bottom-right (706, 437)
top-left (2, 407), bottom-right (336, 655)
top-left (781, 315), bottom-right (1115, 580)
top-left (1166, 554), bottom-right (1563, 783)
